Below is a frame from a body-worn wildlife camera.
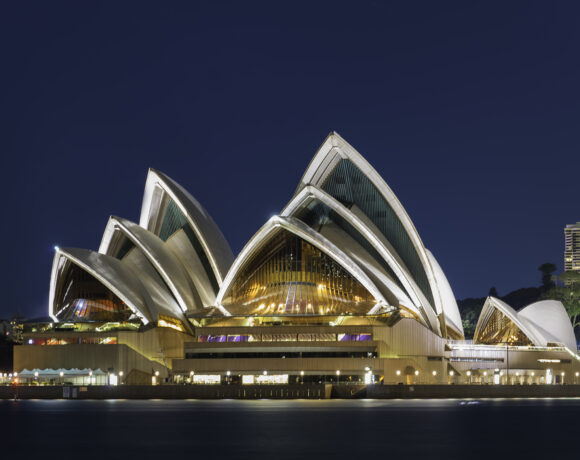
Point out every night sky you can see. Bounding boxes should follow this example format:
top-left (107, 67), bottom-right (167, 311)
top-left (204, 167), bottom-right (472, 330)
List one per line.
top-left (2, 1), bottom-right (580, 318)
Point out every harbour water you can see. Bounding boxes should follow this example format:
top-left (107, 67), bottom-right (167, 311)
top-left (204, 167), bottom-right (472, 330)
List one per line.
top-left (1, 398), bottom-right (578, 459)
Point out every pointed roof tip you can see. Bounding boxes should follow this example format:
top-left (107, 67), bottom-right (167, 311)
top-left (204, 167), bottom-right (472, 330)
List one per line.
top-left (147, 168), bottom-right (175, 181)
top-left (327, 130), bottom-right (342, 141)
top-left (147, 168), bottom-right (179, 186)
top-left (147, 167), bottom-right (164, 178)
top-left (107, 215), bottom-right (135, 226)
top-left (324, 131), bottom-right (356, 151)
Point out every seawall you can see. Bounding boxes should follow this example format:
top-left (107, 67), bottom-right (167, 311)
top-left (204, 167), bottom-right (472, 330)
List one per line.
top-left (2, 384), bottom-right (580, 400)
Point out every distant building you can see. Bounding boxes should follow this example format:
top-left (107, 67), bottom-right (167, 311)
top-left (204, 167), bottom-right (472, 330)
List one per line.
top-left (565, 222), bottom-right (580, 272)
top-left (0, 318), bottom-right (22, 343)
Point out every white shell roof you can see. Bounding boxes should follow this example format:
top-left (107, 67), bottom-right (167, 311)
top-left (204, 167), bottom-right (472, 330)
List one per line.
top-left (519, 300), bottom-right (577, 351)
top-left (425, 250), bottom-right (464, 337)
top-left (297, 133), bottom-right (443, 308)
top-left (289, 132), bottom-right (464, 337)
top-left (139, 168), bottom-right (234, 285)
top-left (99, 216), bottom-right (199, 314)
top-left (281, 185), bottom-right (439, 331)
top-left (475, 296), bottom-right (577, 350)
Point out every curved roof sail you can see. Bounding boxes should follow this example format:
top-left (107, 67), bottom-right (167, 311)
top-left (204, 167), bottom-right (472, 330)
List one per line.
top-left (139, 169), bottom-right (234, 295)
top-left (99, 216), bottom-right (201, 314)
top-left (425, 250), bottom-right (464, 338)
top-left (296, 132), bottom-right (444, 325)
top-left (282, 185), bottom-right (439, 330)
top-left (518, 300), bottom-right (577, 351)
top-left (474, 296), bottom-right (576, 350)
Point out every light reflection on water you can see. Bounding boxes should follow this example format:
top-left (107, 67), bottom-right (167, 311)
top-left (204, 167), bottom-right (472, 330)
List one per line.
top-left (1, 398), bottom-right (578, 459)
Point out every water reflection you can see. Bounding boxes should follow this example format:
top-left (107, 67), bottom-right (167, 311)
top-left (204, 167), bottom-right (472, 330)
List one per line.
top-left (1, 399), bottom-right (578, 459)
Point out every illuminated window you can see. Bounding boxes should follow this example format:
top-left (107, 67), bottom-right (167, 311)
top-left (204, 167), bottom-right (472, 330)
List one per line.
top-left (55, 264), bottom-right (132, 322)
top-left (158, 314), bottom-right (185, 332)
top-left (192, 374), bottom-right (221, 385)
top-left (474, 309), bottom-right (532, 346)
top-left (221, 229), bottom-right (376, 315)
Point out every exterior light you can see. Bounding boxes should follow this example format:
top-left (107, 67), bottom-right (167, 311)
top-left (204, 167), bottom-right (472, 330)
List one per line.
top-left (449, 371), bottom-right (454, 376)
top-left (300, 371), bottom-right (304, 376)
top-left (466, 371), bottom-right (471, 376)
top-left (226, 371), bottom-right (231, 376)
top-left (432, 370), bottom-right (437, 376)
top-left (336, 370), bottom-right (340, 376)
top-left (59, 372), bottom-right (64, 377)
top-left (576, 372), bottom-right (579, 377)
top-left (34, 371), bottom-right (38, 377)
top-left (89, 371), bottom-right (93, 376)
top-left (119, 371), bottom-right (123, 377)
top-left (155, 371), bottom-right (160, 376)
top-left (561, 372), bottom-right (565, 376)
top-left (396, 370), bottom-right (401, 376)
top-left (483, 372), bottom-right (487, 376)
top-left (263, 371), bottom-right (267, 376)
top-left (414, 370), bottom-right (419, 376)
top-left (14, 372), bottom-right (17, 377)
top-left (364, 367), bottom-right (370, 372)
top-left (54, 246), bottom-right (59, 251)
top-left (516, 372), bottom-right (519, 377)
top-left (190, 371), bottom-right (194, 376)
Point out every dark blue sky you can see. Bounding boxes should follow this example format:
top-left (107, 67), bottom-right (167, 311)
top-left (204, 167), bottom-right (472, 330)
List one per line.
top-left (2, 1), bottom-right (579, 317)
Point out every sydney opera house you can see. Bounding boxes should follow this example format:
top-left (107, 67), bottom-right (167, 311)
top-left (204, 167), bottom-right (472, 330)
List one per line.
top-left (15, 133), bottom-right (580, 385)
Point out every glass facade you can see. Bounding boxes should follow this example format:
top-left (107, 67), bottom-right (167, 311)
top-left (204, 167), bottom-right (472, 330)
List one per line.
top-left (197, 332), bottom-right (372, 342)
top-left (114, 237), bottom-right (135, 260)
top-left (321, 159), bottom-right (435, 308)
top-left (56, 264), bottom-right (133, 322)
top-left (221, 229), bottom-right (377, 315)
top-left (159, 199), bottom-right (219, 293)
top-left (295, 199), bottom-right (410, 299)
top-left (26, 336), bottom-right (117, 346)
top-left (157, 314), bottom-right (186, 332)
top-left (474, 309), bottom-right (533, 346)
top-left (186, 351), bottom-right (376, 359)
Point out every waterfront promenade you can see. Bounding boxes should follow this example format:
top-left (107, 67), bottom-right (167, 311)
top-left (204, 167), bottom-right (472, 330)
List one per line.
top-left (2, 384), bottom-right (580, 400)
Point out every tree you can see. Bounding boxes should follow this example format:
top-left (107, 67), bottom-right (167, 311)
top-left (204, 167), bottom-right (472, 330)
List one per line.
top-left (538, 263), bottom-right (557, 289)
top-left (488, 286), bottom-right (499, 297)
top-left (541, 271), bottom-right (580, 334)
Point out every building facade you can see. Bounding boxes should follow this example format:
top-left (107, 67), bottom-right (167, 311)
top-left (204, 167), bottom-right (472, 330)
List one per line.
top-left (565, 222), bottom-right (580, 272)
top-left (13, 133), bottom-right (580, 385)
